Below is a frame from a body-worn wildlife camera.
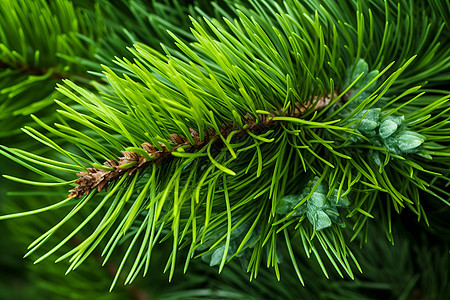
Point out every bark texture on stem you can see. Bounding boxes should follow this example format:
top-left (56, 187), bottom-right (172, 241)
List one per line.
top-left (69, 93), bottom-right (336, 198)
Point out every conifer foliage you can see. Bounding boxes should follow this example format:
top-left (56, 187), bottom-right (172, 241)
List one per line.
top-left (0, 0), bottom-right (449, 298)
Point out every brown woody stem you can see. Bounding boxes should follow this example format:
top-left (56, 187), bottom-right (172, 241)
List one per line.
top-left (69, 93), bottom-right (338, 198)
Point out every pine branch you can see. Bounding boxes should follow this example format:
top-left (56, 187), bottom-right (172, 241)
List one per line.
top-left (0, 59), bottom-right (93, 81)
top-left (0, 0), bottom-right (449, 291)
top-left (69, 93), bottom-right (337, 198)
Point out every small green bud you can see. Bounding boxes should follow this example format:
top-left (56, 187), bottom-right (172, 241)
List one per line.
top-left (379, 119), bottom-right (398, 139)
top-left (396, 130), bottom-right (425, 151)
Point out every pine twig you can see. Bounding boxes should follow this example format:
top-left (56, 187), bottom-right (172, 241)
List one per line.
top-left (0, 59), bottom-right (99, 81)
top-left (69, 93), bottom-right (337, 198)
